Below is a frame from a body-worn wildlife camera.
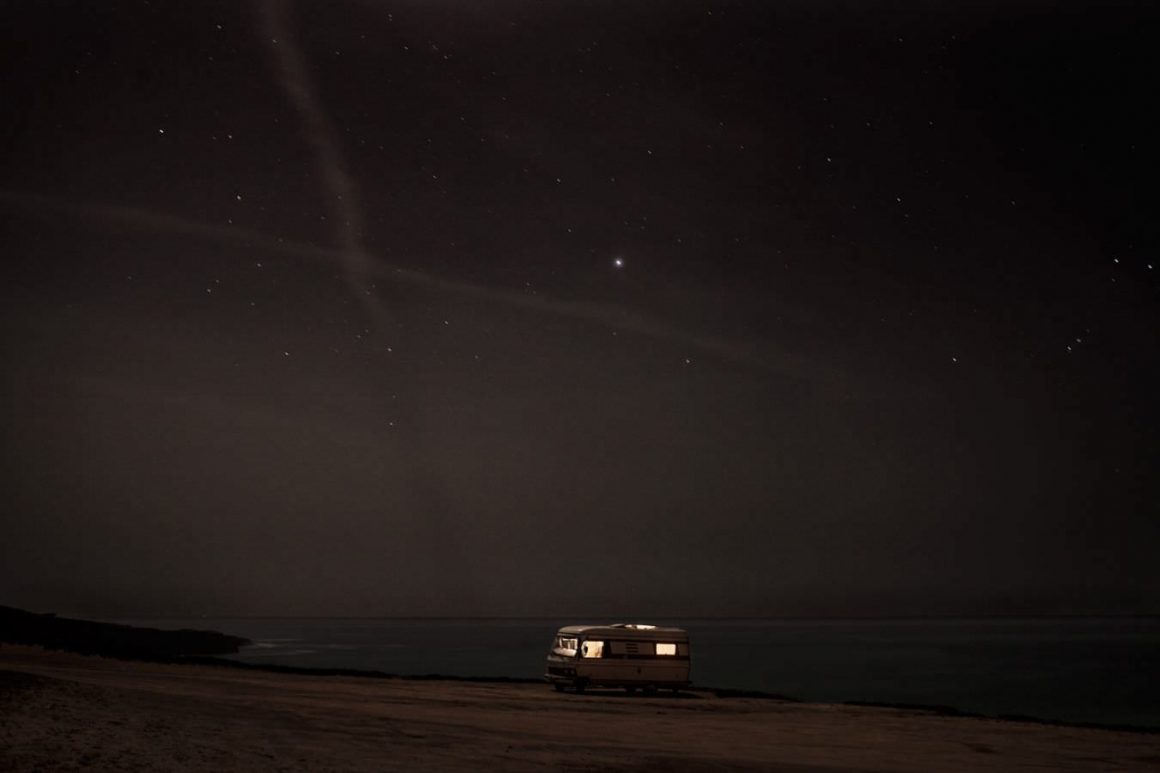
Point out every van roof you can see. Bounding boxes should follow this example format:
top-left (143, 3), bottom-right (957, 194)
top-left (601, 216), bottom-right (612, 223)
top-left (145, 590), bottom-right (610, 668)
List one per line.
top-left (556, 624), bottom-right (688, 639)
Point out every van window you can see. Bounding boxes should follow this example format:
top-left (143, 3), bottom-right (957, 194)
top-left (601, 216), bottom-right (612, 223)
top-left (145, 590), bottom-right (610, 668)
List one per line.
top-left (553, 637), bottom-right (578, 656)
top-left (656, 642), bottom-right (677, 656)
top-left (581, 640), bottom-right (605, 658)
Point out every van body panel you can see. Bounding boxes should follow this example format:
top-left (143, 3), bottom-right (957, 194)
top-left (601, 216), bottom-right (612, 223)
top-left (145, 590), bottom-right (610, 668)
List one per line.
top-left (544, 624), bottom-right (691, 691)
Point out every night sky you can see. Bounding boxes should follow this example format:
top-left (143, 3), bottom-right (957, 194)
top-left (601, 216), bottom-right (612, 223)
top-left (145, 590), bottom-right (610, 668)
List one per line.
top-left (2, 0), bottom-right (1157, 618)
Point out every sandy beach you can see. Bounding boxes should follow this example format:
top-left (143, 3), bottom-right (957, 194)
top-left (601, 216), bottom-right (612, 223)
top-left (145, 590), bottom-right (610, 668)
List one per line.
top-left (1, 645), bottom-right (1156, 771)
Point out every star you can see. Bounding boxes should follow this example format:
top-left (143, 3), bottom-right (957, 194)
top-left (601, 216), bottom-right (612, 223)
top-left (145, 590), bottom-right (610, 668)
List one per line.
top-left (612, 257), bottom-right (624, 269)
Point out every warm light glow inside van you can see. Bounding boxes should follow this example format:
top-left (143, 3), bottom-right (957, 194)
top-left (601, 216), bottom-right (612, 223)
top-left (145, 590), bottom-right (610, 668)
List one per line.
top-left (544, 623), bottom-right (691, 693)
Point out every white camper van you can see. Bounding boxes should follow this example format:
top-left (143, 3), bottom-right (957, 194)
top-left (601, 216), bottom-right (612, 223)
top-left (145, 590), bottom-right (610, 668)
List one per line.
top-left (544, 623), bottom-right (691, 693)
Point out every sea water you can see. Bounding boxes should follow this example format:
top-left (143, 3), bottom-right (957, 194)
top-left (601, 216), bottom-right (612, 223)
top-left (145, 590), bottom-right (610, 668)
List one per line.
top-left (111, 616), bottom-right (1160, 729)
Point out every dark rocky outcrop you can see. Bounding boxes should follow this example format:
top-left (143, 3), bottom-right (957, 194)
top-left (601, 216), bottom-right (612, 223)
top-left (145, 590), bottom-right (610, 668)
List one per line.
top-left (0, 605), bottom-right (249, 659)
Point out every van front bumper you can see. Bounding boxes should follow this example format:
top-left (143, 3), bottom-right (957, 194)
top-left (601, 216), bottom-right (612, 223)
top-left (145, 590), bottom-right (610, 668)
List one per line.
top-left (544, 664), bottom-right (577, 682)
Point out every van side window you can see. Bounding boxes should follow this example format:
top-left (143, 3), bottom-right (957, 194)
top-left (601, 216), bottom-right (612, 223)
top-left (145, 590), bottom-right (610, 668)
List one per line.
top-left (581, 640), bottom-right (605, 658)
top-left (656, 642), bottom-right (677, 656)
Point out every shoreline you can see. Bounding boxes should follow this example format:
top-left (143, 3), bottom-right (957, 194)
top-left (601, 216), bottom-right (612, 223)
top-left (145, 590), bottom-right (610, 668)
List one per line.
top-left (3, 607), bottom-right (1155, 735)
top-left (14, 643), bottom-right (1160, 736)
top-left (3, 645), bottom-right (1158, 771)
top-left (180, 653), bottom-right (1160, 735)
top-left (97, 611), bottom-right (1160, 731)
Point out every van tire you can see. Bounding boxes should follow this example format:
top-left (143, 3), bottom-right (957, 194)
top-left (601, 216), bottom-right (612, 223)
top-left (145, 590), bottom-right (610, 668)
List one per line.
top-left (574, 679), bottom-right (588, 694)
top-left (553, 683), bottom-right (566, 692)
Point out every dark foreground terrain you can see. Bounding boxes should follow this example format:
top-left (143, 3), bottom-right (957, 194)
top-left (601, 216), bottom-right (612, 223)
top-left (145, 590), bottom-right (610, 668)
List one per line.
top-left (2, 645), bottom-right (1158, 771)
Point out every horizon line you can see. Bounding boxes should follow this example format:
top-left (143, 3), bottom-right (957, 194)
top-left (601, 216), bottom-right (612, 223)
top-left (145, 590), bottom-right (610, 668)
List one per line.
top-left (93, 613), bottom-right (1160, 622)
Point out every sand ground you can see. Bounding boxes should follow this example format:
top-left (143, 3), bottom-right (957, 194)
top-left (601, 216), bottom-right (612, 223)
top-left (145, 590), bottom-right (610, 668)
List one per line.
top-left (1, 645), bottom-right (1156, 771)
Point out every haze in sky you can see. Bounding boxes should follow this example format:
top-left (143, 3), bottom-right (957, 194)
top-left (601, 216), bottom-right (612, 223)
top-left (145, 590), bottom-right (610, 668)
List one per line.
top-left (2, 0), bottom-right (1156, 618)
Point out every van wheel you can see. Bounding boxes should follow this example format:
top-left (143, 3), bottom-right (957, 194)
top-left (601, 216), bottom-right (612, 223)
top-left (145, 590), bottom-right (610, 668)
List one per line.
top-left (643, 685), bottom-right (658, 696)
top-left (553, 683), bottom-right (566, 692)
top-left (625, 687), bottom-right (637, 695)
top-left (574, 680), bottom-right (588, 694)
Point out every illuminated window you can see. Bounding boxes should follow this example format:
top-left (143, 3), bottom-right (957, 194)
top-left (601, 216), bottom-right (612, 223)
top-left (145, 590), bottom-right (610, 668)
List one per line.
top-left (656, 642), bottom-right (677, 656)
top-left (581, 640), bottom-right (605, 658)
top-left (554, 637), bottom-right (578, 656)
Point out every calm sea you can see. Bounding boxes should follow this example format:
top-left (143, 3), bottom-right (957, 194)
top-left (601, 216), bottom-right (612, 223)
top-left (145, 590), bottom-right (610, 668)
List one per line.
top-left (111, 617), bottom-right (1160, 729)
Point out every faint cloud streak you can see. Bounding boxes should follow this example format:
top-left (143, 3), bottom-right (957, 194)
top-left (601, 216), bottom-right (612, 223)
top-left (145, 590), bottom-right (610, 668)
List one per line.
top-left (0, 188), bottom-right (817, 381)
top-left (256, 0), bottom-right (386, 329)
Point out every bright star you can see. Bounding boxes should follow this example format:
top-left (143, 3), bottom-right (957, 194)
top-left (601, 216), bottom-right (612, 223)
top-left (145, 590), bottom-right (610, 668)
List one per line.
top-left (612, 257), bottom-right (624, 268)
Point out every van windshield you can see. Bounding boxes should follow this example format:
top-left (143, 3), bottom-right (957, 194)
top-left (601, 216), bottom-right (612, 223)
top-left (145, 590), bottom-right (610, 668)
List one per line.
top-left (552, 636), bottom-right (578, 657)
